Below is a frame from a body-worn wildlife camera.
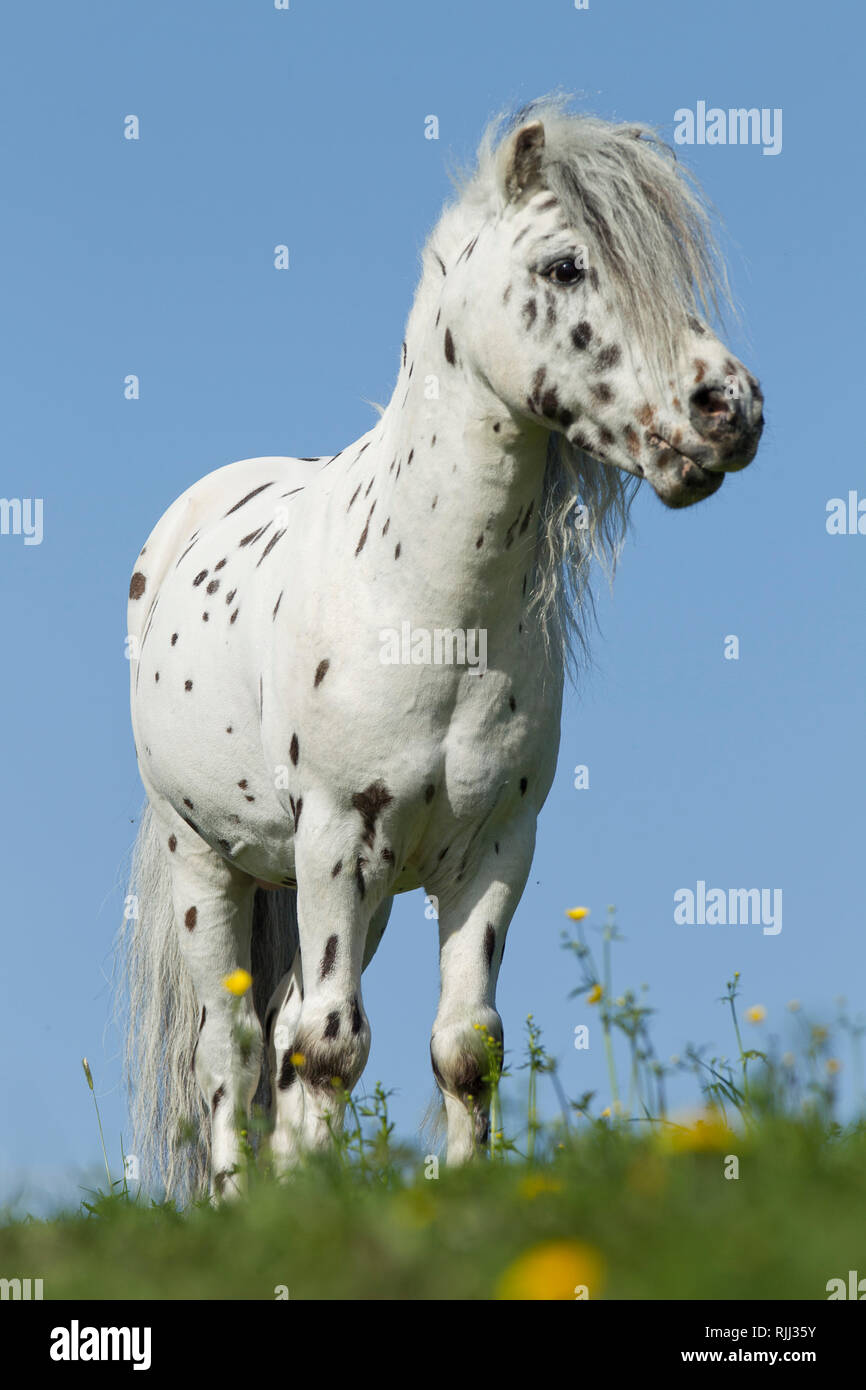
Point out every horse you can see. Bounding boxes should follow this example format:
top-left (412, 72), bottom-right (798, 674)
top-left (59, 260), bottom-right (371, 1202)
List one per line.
top-left (119, 97), bottom-right (764, 1202)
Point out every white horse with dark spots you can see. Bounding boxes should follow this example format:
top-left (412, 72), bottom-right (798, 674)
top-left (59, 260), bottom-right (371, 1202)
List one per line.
top-left (120, 99), bottom-right (764, 1202)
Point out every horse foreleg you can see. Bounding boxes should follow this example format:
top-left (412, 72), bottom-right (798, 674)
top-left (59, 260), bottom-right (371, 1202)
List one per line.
top-left (430, 823), bottom-right (535, 1164)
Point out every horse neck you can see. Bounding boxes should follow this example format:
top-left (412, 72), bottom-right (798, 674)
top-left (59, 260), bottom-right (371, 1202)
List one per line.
top-left (367, 302), bottom-right (550, 623)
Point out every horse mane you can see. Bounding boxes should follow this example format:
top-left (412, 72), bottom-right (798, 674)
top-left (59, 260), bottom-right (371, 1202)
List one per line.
top-left (420, 95), bottom-right (734, 676)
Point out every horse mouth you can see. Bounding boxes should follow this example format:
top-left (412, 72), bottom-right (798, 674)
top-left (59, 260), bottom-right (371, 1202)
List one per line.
top-left (646, 434), bottom-right (725, 508)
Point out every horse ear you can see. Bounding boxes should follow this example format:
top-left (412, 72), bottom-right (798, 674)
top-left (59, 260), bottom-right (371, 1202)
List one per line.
top-left (503, 120), bottom-right (545, 202)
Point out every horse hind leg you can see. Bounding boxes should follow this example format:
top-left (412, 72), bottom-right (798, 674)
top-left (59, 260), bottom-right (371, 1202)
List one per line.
top-left (151, 800), bottom-right (262, 1199)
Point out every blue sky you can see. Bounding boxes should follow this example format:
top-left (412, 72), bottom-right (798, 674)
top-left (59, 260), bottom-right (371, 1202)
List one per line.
top-left (1, 0), bottom-right (863, 1212)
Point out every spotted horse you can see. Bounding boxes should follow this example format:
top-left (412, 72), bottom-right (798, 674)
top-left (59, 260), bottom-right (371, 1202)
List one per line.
top-left (121, 98), bottom-right (764, 1202)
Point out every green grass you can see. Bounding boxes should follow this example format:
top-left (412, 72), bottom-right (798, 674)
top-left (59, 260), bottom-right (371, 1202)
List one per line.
top-left (3, 909), bottom-right (864, 1300)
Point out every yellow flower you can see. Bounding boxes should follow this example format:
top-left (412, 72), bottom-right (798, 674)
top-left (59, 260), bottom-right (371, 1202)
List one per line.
top-left (599, 1107), bottom-right (612, 1119)
top-left (289, 1052), bottom-right (306, 1066)
top-left (565, 906), bottom-right (590, 920)
top-left (659, 1107), bottom-right (733, 1154)
top-left (745, 1005), bottom-right (766, 1023)
top-left (223, 968), bottom-right (253, 997)
top-left (587, 983), bottom-right (603, 1004)
top-left (517, 1175), bottom-right (563, 1200)
top-left (812, 1025), bottom-right (828, 1043)
top-left (826, 1058), bottom-right (842, 1075)
top-left (496, 1239), bottom-right (604, 1300)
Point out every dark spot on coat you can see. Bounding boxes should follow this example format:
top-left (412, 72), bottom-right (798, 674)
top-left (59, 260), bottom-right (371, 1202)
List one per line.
top-left (184, 679), bottom-right (193, 691)
top-left (331, 859), bottom-right (342, 877)
top-left (171, 633), bottom-right (178, 645)
top-left (289, 734), bottom-right (299, 766)
top-left (193, 570), bottom-right (208, 587)
top-left (212, 1085), bottom-right (225, 1114)
top-left (347, 484), bottom-right (362, 511)
top-left (596, 344), bottom-right (621, 370)
top-left (571, 321), bottom-right (593, 350)
top-left (484, 923), bottom-right (496, 969)
top-left (523, 299), bottom-right (537, 328)
top-left (185, 906), bottom-right (197, 930)
top-left (256, 529), bottom-right (286, 566)
top-left (324, 1012), bottom-right (340, 1041)
top-left (351, 996), bottom-right (362, 1035)
top-left (206, 579), bottom-right (220, 595)
top-left (168, 834), bottom-right (177, 852)
top-left (444, 328), bottom-right (456, 364)
top-left (129, 572), bottom-right (146, 599)
top-left (224, 482), bottom-right (275, 516)
top-left (394, 543), bottom-right (401, 559)
top-left (314, 659), bottom-right (330, 688)
top-left (320, 935), bottom-right (338, 980)
top-left (278, 1053), bottom-right (297, 1090)
top-left (273, 591), bottom-right (283, 620)
top-left (591, 382), bottom-right (614, 404)
top-left (355, 502), bottom-right (376, 556)
top-left (352, 781), bottom-right (393, 847)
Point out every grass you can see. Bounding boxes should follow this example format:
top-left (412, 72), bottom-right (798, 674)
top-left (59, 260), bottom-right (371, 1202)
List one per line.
top-left (2, 908), bottom-right (865, 1301)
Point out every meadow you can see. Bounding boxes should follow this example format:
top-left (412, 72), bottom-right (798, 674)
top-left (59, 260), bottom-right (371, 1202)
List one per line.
top-left (3, 910), bottom-right (864, 1301)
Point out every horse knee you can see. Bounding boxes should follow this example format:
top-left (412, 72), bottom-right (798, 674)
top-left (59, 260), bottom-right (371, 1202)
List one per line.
top-left (430, 1007), bottom-right (503, 1105)
top-left (292, 995), bottom-right (370, 1095)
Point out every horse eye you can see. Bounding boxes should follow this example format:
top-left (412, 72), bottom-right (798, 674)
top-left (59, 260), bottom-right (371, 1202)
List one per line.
top-left (546, 258), bottom-right (586, 285)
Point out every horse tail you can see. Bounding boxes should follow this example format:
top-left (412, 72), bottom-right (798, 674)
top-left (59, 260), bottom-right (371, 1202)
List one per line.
top-left (118, 801), bottom-right (207, 1205)
top-left (117, 803), bottom-right (299, 1204)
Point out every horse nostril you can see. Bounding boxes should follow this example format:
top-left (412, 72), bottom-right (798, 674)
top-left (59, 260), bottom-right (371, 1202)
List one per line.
top-left (691, 385), bottom-right (732, 420)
